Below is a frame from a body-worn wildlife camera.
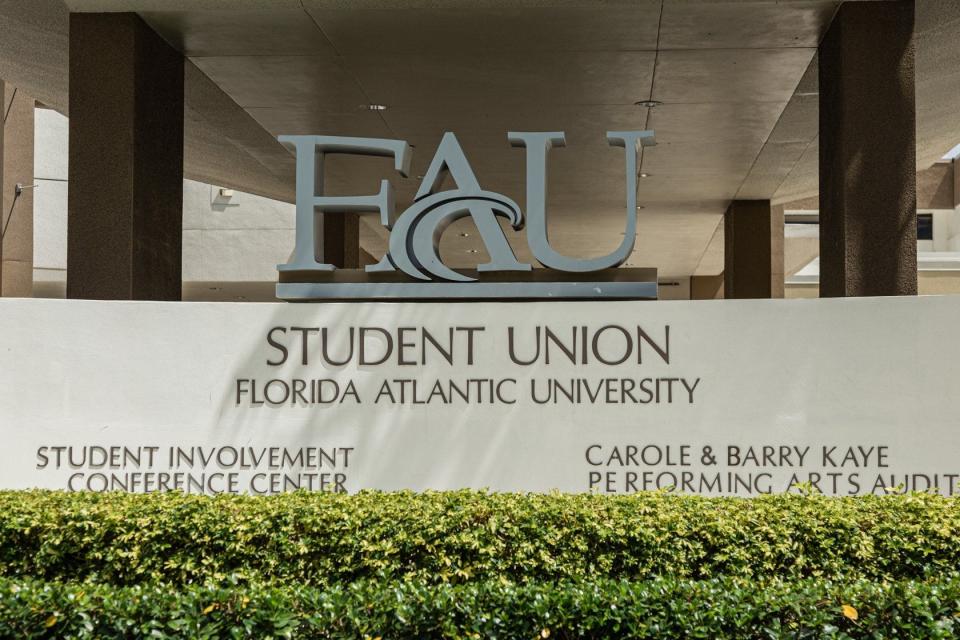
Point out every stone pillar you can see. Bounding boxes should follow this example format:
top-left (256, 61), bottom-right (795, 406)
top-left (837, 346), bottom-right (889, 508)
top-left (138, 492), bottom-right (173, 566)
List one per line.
top-left (67, 13), bottom-right (184, 300)
top-left (0, 81), bottom-right (35, 297)
top-left (818, 0), bottom-right (916, 297)
top-left (321, 214), bottom-right (359, 269)
top-left (724, 200), bottom-right (784, 299)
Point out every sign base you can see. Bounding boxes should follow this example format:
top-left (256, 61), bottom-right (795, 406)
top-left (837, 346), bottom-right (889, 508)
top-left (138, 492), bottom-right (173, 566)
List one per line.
top-left (278, 267), bottom-right (658, 301)
top-left (278, 280), bottom-right (658, 301)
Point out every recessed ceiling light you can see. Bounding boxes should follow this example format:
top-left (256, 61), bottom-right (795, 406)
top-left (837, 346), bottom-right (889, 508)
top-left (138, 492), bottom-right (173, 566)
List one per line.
top-left (639, 173), bottom-right (651, 178)
top-left (635, 100), bottom-right (662, 108)
top-left (467, 249), bottom-right (479, 254)
top-left (636, 205), bottom-right (646, 210)
top-left (365, 104), bottom-right (388, 111)
top-left (459, 232), bottom-right (470, 237)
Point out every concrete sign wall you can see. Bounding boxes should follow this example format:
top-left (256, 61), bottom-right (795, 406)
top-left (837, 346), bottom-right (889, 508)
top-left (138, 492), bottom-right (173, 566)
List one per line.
top-left (1, 297), bottom-right (958, 496)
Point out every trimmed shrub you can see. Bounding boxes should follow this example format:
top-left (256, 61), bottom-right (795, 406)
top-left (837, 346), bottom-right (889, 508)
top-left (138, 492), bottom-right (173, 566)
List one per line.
top-left (3, 576), bottom-right (960, 640)
top-left (2, 490), bottom-right (960, 586)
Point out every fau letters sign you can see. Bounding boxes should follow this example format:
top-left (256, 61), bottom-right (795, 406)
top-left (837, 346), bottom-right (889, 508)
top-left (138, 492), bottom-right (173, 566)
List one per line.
top-left (276, 131), bottom-right (657, 300)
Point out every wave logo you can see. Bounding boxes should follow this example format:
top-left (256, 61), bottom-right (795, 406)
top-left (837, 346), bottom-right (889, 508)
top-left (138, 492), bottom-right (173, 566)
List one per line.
top-left (382, 133), bottom-right (526, 283)
top-left (278, 130), bottom-right (655, 284)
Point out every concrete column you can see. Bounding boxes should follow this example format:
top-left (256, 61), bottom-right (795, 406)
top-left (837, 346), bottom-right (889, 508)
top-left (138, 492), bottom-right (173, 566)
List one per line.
top-left (321, 214), bottom-right (359, 269)
top-left (818, 0), bottom-right (916, 297)
top-left (724, 200), bottom-right (784, 299)
top-left (0, 81), bottom-right (35, 297)
top-left (67, 13), bottom-right (184, 300)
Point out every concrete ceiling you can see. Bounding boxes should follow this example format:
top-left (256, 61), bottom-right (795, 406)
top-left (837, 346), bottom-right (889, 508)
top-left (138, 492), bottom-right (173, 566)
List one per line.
top-left (745, 1), bottom-right (960, 207)
top-left (7, 1), bottom-right (960, 278)
top-left (130, 0), bottom-right (837, 277)
top-left (0, 0), bottom-right (296, 202)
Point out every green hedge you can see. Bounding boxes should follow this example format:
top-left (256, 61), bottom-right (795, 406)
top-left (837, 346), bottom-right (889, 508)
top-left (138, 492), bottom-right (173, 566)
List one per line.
top-left (3, 576), bottom-right (960, 640)
top-left (2, 490), bottom-right (960, 586)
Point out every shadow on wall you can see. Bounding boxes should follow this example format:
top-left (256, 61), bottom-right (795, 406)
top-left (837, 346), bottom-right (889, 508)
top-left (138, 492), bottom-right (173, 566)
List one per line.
top-left (210, 300), bottom-right (571, 493)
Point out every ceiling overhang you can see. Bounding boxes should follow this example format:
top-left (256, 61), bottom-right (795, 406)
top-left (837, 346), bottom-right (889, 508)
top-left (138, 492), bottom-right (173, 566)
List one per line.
top-left (12, 1), bottom-right (960, 278)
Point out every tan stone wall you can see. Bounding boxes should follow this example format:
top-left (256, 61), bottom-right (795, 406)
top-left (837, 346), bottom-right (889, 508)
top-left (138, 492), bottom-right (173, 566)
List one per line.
top-left (786, 272), bottom-right (960, 298)
top-left (0, 81), bottom-right (34, 297)
top-left (691, 274), bottom-right (724, 299)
